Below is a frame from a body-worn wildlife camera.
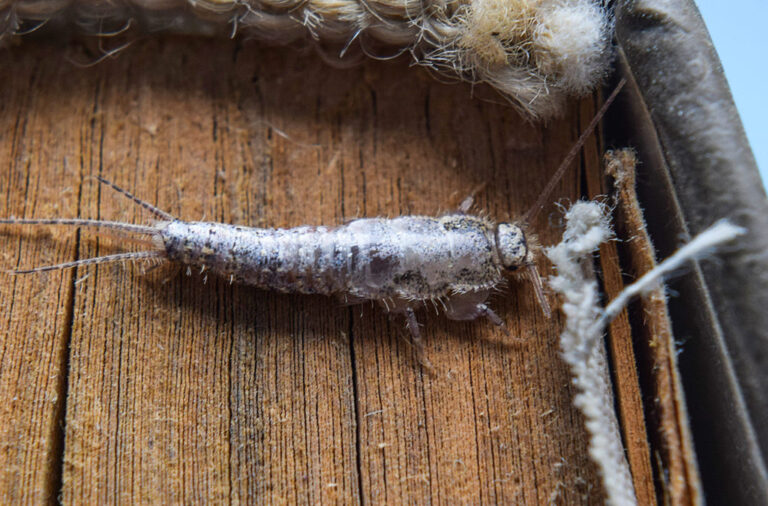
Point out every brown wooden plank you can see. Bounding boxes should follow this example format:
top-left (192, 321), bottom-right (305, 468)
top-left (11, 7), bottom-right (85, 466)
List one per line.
top-left (0, 35), bottom-right (652, 503)
top-left (581, 103), bottom-right (657, 506)
top-left (0, 51), bottom-right (88, 502)
top-left (604, 149), bottom-right (702, 505)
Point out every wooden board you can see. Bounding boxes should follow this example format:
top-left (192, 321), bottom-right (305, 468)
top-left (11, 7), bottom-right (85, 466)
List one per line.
top-left (1, 36), bottom-right (651, 503)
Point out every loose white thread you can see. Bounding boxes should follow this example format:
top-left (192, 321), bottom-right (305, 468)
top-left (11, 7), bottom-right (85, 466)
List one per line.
top-left (593, 219), bottom-right (747, 334)
top-left (545, 201), bottom-right (745, 506)
top-left (545, 201), bottom-right (634, 506)
top-left (1, 0), bottom-right (614, 118)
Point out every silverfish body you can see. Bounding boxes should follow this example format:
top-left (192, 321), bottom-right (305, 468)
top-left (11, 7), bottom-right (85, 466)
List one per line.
top-left (1, 81), bottom-right (625, 364)
top-left (160, 215), bottom-right (529, 303)
top-left (1, 188), bottom-right (544, 365)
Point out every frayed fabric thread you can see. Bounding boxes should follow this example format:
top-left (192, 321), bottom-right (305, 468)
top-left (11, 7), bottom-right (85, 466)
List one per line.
top-left (2, 0), bottom-right (613, 118)
top-left (545, 201), bottom-right (635, 506)
top-left (545, 201), bottom-right (745, 506)
top-left (594, 219), bottom-right (746, 334)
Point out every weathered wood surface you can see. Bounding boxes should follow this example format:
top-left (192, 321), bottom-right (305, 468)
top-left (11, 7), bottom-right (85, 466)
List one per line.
top-left (581, 115), bottom-right (656, 506)
top-left (1, 36), bottom-right (652, 503)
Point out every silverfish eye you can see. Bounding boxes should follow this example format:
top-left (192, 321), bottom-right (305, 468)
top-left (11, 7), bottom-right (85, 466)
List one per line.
top-left (496, 223), bottom-right (527, 270)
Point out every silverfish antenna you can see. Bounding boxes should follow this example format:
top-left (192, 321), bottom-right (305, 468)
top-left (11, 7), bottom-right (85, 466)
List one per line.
top-left (522, 78), bottom-right (627, 225)
top-left (526, 263), bottom-right (551, 319)
top-left (518, 78), bottom-right (626, 318)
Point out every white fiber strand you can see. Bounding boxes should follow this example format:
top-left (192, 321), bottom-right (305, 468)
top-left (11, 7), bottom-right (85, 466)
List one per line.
top-left (545, 202), bottom-right (746, 506)
top-left (2, 0), bottom-right (614, 118)
top-left (545, 201), bottom-right (635, 506)
top-left (594, 220), bottom-right (747, 333)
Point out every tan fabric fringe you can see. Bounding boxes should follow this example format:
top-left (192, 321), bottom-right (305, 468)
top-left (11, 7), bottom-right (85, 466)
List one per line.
top-left (2, 0), bottom-right (613, 118)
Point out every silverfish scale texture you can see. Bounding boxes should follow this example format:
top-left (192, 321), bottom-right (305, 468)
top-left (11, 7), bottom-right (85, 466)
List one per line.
top-left (159, 214), bottom-right (527, 301)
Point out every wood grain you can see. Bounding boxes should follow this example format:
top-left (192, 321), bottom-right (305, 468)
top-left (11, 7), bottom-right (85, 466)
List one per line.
top-left (1, 36), bottom-right (651, 503)
top-left (581, 118), bottom-right (656, 506)
top-left (604, 149), bottom-right (702, 505)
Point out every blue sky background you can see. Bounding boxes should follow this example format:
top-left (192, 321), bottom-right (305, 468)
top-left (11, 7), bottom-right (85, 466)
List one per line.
top-left (694, 0), bottom-right (767, 190)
